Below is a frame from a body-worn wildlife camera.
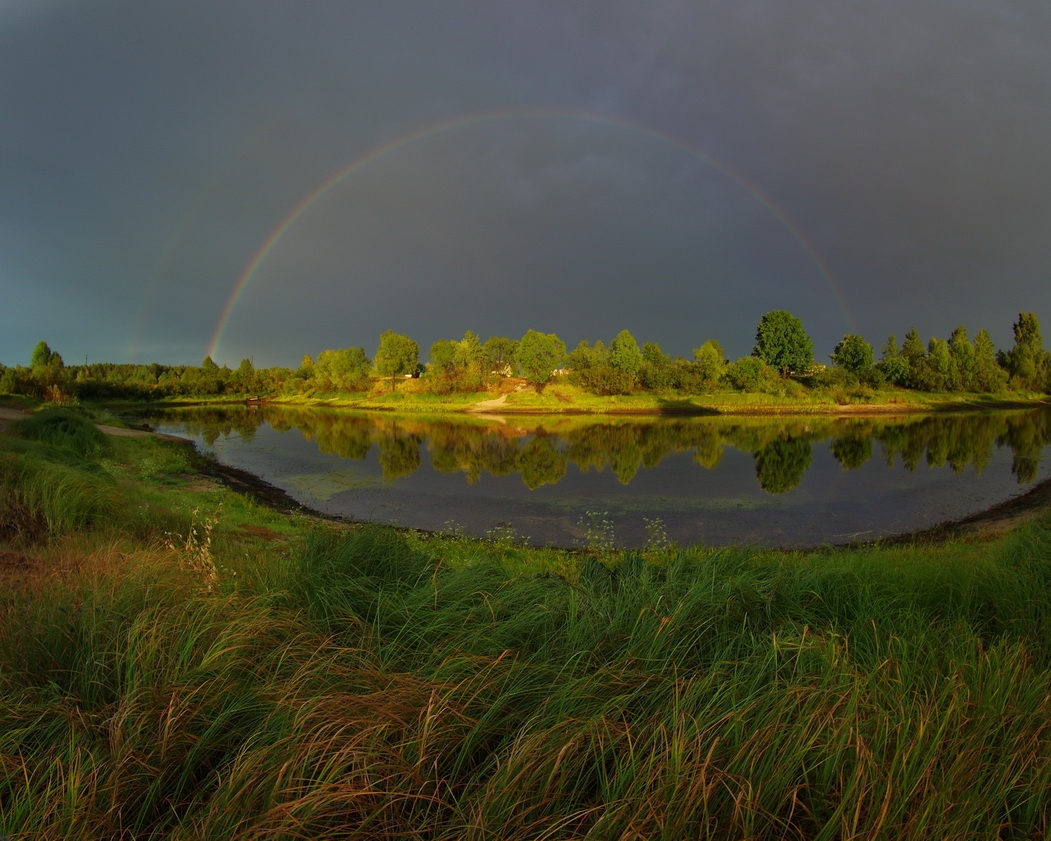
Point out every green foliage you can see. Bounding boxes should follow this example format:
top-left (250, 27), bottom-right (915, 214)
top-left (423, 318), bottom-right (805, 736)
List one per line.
top-left (483, 335), bottom-right (518, 374)
top-left (516, 329), bottom-right (566, 392)
top-left (830, 333), bottom-right (874, 374)
top-left (944, 326), bottom-right (972, 391)
top-left (30, 340), bottom-right (63, 370)
top-left (1003, 312), bottom-right (1048, 391)
top-left (26, 341), bottom-right (68, 400)
top-left (692, 339), bottom-right (727, 390)
top-left (639, 342), bottom-right (674, 391)
top-left (607, 329), bottom-right (642, 390)
top-left (13, 407), bottom-right (110, 458)
top-left (374, 329), bottom-right (420, 389)
top-left (913, 336), bottom-right (953, 392)
top-left (427, 331), bottom-right (487, 393)
top-left (973, 328), bottom-right (1008, 392)
top-left (726, 355), bottom-right (776, 392)
top-left (901, 327), bottom-right (927, 387)
top-left (752, 310), bottom-right (814, 376)
top-left (0, 412), bottom-right (119, 540)
top-left (307, 346), bottom-right (371, 392)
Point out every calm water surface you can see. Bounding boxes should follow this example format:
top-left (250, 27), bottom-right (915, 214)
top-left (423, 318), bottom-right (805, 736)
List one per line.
top-left (146, 405), bottom-right (1051, 548)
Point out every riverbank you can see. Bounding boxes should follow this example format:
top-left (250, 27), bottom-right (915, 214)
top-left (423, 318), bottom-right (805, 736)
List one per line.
top-left (140, 383), bottom-right (1049, 417)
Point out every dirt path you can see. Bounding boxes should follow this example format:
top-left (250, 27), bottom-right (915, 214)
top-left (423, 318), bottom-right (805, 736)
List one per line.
top-left (466, 393), bottom-right (509, 413)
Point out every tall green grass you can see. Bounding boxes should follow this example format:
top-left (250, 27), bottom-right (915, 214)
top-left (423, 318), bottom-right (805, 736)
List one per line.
top-left (2, 407), bottom-right (1050, 837)
top-left (3, 512), bottom-right (1051, 839)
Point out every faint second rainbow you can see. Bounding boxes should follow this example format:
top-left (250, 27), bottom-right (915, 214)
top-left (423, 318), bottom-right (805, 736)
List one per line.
top-left (208, 107), bottom-right (851, 360)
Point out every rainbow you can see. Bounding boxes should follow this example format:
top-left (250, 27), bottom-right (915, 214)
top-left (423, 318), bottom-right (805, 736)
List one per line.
top-left (207, 107), bottom-right (850, 361)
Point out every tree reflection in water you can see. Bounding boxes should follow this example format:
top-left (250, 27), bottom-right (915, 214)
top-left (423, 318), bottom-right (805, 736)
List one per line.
top-left (146, 406), bottom-right (1051, 494)
top-left (754, 437), bottom-right (812, 494)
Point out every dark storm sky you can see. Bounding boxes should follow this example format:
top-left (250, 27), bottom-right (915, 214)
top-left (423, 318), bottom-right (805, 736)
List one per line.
top-left (2, 0), bottom-right (1050, 368)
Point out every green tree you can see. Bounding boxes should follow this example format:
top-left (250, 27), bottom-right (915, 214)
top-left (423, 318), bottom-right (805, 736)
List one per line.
top-left (428, 339), bottom-right (458, 375)
top-left (483, 336), bottom-right (518, 377)
top-left (1002, 312), bottom-right (1047, 391)
top-left (692, 339), bottom-right (727, 390)
top-left (726, 356), bottom-right (766, 391)
top-left (877, 335), bottom-right (909, 386)
top-left (29, 340), bottom-right (67, 400)
top-left (454, 330), bottom-right (486, 390)
top-left (30, 341), bottom-right (62, 370)
top-left (234, 358), bottom-right (258, 393)
top-left (640, 342), bottom-right (674, 391)
top-left (516, 329), bottom-right (566, 392)
top-left (972, 329), bottom-right (1008, 393)
top-left (829, 334), bottom-right (874, 375)
top-left (947, 326), bottom-right (975, 392)
top-left (567, 340), bottom-right (606, 374)
top-left (374, 330), bottom-right (420, 391)
top-left (901, 328), bottom-right (927, 388)
top-left (316, 347), bottom-right (371, 390)
top-left (914, 337), bottom-right (952, 392)
top-left (607, 329), bottom-right (643, 389)
top-left (752, 310), bottom-right (814, 377)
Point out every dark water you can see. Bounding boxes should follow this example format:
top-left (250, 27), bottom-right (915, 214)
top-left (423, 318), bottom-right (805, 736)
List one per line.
top-left (145, 405), bottom-right (1051, 548)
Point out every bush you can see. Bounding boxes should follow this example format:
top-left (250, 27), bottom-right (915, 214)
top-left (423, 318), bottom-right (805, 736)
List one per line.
top-left (13, 407), bottom-right (110, 459)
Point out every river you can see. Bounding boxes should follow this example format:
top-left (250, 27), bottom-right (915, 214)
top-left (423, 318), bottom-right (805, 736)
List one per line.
top-left (143, 405), bottom-right (1051, 548)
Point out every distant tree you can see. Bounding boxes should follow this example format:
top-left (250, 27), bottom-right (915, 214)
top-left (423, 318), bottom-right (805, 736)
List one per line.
top-left (692, 339), bottom-right (727, 390)
top-left (567, 340), bottom-right (606, 372)
top-left (374, 330), bottom-right (420, 390)
top-left (752, 310), bottom-right (813, 377)
top-left (454, 330), bottom-right (486, 390)
top-left (483, 336), bottom-right (518, 377)
top-left (30, 341), bottom-right (62, 370)
top-left (829, 334), bottom-right (874, 375)
top-left (640, 342), bottom-right (674, 391)
top-left (726, 356), bottom-right (768, 391)
top-left (428, 339), bottom-right (458, 375)
top-left (516, 329), bottom-right (566, 392)
top-left (28, 340), bottom-right (67, 400)
top-left (900, 328), bottom-right (926, 388)
top-left (315, 347), bottom-right (371, 390)
top-left (947, 326), bottom-right (975, 392)
top-left (607, 329), bottom-right (643, 388)
top-left (1002, 312), bottom-right (1047, 391)
top-left (972, 329), bottom-right (1008, 393)
top-left (877, 335), bottom-right (909, 386)
top-left (234, 358), bottom-right (258, 393)
top-left (913, 337), bottom-right (952, 392)
top-left (427, 332), bottom-right (486, 392)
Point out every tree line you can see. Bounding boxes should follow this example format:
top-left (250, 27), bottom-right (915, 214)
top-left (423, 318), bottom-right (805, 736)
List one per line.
top-left (3, 311), bottom-right (1049, 402)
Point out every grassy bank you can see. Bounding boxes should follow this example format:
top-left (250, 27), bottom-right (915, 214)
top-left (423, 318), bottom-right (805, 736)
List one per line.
top-left (201, 379), bottom-right (1049, 416)
top-left (2, 407), bottom-right (1051, 839)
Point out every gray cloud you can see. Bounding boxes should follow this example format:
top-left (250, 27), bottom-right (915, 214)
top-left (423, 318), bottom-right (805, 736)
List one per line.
top-left (2, 0), bottom-right (1049, 367)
